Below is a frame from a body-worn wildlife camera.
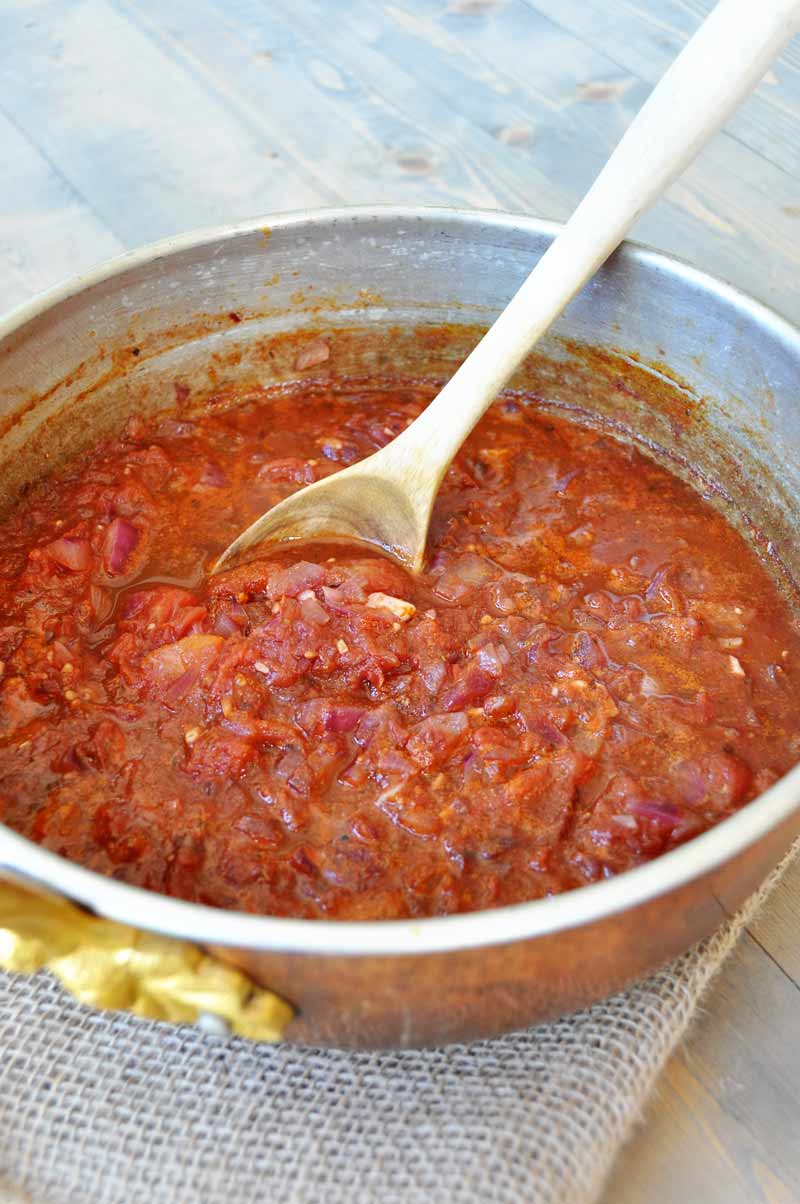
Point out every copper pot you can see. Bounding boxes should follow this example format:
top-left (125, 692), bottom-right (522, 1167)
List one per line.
top-left (1, 207), bottom-right (798, 1048)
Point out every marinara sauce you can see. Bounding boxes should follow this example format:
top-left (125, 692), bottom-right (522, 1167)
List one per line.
top-left (0, 376), bottom-right (798, 919)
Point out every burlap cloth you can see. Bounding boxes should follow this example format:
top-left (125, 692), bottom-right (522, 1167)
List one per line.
top-left (0, 843), bottom-right (796, 1204)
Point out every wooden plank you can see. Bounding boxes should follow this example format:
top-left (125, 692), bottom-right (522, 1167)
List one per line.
top-left (117, 0), bottom-right (526, 212)
top-left (117, 0), bottom-right (569, 217)
top-left (112, 0), bottom-right (384, 206)
top-left (311, 0), bottom-right (628, 199)
top-left (0, 0), bottom-right (326, 250)
top-left (0, 109), bottom-right (123, 311)
top-left (606, 932), bottom-right (800, 1204)
top-left (360, 0), bottom-right (800, 319)
top-left (747, 854), bottom-right (800, 986)
top-left (527, 0), bottom-right (800, 178)
top-left (7, 0), bottom-right (800, 318)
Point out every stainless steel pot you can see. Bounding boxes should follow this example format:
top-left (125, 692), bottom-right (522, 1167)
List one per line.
top-left (1, 207), bottom-right (798, 1049)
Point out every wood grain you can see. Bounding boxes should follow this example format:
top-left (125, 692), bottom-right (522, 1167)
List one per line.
top-left (749, 854), bottom-right (800, 983)
top-left (0, 108), bottom-right (122, 313)
top-left (2, 2), bottom-right (800, 1201)
top-left (607, 870), bottom-right (800, 1204)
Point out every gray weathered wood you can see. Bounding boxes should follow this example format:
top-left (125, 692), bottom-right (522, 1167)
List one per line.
top-left (0, 108), bottom-right (122, 312)
top-left (608, 863), bottom-right (800, 1204)
top-left (749, 855), bottom-right (800, 983)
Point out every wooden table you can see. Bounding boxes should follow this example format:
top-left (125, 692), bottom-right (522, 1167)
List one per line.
top-left (2, 2), bottom-right (799, 1199)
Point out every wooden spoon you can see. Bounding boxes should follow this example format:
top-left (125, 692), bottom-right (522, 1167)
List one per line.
top-left (214, 0), bottom-right (800, 577)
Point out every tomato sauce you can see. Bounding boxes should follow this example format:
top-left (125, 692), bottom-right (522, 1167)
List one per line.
top-left (0, 377), bottom-right (798, 919)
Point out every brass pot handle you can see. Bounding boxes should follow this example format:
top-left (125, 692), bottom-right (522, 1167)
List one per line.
top-left (0, 878), bottom-right (293, 1041)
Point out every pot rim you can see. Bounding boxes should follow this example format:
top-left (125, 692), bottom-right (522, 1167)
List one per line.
top-left (2, 203), bottom-right (799, 958)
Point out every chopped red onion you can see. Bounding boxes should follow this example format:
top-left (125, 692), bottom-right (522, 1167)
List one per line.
top-left (407, 713), bottom-right (469, 762)
top-left (299, 594), bottom-right (330, 625)
top-left (440, 667), bottom-right (495, 711)
top-left (296, 699), bottom-right (365, 736)
top-left (45, 537), bottom-right (91, 572)
top-left (214, 613), bottom-right (242, 637)
top-left (476, 642), bottom-right (510, 677)
top-left (325, 705), bottom-right (363, 734)
top-left (103, 517), bottom-right (139, 575)
top-left (628, 799), bottom-right (682, 828)
top-left (226, 599), bottom-right (248, 627)
top-left (271, 561), bottom-right (325, 598)
top-left (199, 461), bottom-right (226, 488)
top-left (163, 666), bottom-right (200, 704)
top-left (421, 660), bottom-right (447, 693)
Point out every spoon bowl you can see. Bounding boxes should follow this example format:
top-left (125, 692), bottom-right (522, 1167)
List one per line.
top-left (214, 429), bottom-right (437, 574)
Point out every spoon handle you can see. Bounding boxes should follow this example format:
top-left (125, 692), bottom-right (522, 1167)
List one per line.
top-left (401, 0), bottom-right (800, 477)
